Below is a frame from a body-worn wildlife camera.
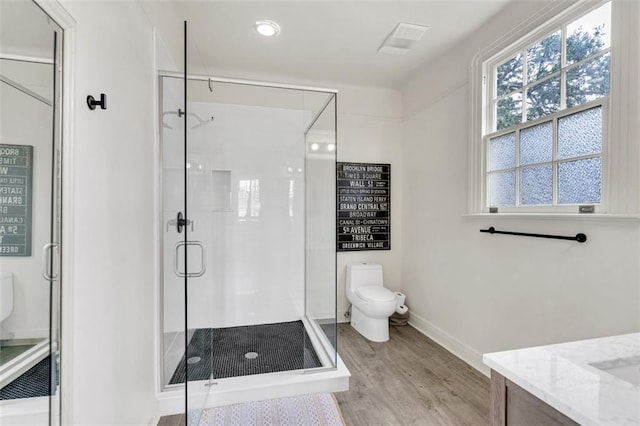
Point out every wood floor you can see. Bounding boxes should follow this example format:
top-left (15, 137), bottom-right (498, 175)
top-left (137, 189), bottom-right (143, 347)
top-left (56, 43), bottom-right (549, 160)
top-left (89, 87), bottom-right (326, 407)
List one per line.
top-left (158, 413), bottom-right (185, 426)
top-left (158, 323), bottom-right (490, 425)
top-left (335, 323), bottom-right (489, 425)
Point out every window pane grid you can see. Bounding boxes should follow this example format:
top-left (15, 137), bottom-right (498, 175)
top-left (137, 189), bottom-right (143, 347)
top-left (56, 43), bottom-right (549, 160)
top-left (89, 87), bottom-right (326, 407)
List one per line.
top-left (489, 98), bottom-right (605, 140)
top-left (495, 66), bottom-right (560, 102)
top-left (494, 47), bottom-right (610, 106)
top-left (526, 30), bottom-right (561, 84)
top-left (556, 152), bottom-right (601, 164)
top-left (486, 103), bottom-right (604, 208)
top-left (521, 164), bottom-right (553, 205)
top-left (563, 47), bottom-right (610, 74)
top-left (526, 75), bottom-right (561, 121)
top-left (492, 3), bottom-right (611, 132)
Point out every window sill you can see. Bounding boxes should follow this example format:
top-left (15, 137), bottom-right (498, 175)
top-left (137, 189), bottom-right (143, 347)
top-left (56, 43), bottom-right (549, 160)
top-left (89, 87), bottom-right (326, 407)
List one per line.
top-left (463, 213), bottom-right (640, 222)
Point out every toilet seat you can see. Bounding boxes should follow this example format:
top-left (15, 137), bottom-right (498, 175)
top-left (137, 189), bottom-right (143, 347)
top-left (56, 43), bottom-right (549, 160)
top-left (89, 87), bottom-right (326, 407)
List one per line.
top-left (355, 285), bottom-right (395, 302)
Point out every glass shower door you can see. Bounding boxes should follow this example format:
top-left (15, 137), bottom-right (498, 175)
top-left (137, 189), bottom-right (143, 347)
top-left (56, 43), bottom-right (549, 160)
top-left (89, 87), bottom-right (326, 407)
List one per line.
top-left (48, 21), bottom-right (64, 426)
top-left (183, 21), bottom-right (213, 420)
top-left (0, 1), bottom-right (63, 424)
top-left (158, 23), bottom-right (208, 418)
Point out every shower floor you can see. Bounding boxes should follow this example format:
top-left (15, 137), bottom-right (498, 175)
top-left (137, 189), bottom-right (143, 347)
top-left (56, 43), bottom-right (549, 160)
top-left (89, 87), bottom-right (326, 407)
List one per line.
top-left (169, 320), bottom-right (322, 384)
top-left (0, 356), bottom-right (51, 400)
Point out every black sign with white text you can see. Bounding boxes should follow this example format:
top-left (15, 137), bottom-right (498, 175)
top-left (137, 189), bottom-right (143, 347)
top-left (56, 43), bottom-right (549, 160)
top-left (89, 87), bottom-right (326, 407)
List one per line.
top-left (337, 162), bottom-right (390, 251)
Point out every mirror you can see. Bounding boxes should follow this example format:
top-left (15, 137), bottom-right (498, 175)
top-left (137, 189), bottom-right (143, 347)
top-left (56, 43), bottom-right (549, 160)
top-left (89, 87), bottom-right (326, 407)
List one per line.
top-left (0, 1), bottom-right (63, 424)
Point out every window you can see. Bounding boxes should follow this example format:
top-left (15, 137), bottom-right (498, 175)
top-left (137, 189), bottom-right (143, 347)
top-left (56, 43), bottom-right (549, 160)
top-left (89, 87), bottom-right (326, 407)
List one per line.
top-left (483, 2), bottom-right (611, 212)
top-left (238, 179), bottom-right (260, 218)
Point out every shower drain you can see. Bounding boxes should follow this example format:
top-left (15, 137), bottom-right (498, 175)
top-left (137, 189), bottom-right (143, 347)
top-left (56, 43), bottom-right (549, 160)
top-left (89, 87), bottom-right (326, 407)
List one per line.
top-left (187, 356), bottom-right (201, 364)
top-left (244, 352), bottom-right (259, 360)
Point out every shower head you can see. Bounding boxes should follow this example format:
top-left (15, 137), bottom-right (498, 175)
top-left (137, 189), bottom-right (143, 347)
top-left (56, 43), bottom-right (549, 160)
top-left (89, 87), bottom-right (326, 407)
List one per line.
top-left (162, 111), bottom-right (214, 130)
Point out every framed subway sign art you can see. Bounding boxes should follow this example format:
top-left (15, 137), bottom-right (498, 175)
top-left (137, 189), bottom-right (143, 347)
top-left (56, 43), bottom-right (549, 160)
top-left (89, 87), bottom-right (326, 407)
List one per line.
top-left (0, 144), bottom-right (33, 256)
top-left (337, 162), bottom-right (390, 251)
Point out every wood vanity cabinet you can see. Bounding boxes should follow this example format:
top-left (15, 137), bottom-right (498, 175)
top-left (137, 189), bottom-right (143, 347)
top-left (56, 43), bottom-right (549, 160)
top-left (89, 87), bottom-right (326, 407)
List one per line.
top-left (490, 370), bottom-right (579, 426)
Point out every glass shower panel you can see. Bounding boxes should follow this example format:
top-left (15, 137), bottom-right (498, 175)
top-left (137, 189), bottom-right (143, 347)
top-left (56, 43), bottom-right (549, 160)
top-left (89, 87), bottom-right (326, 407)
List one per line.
top-left (304, 94), bottom-right (337, 367)
top-left (0, 1), bottom-right (63, 424)
top-left (160, 75), bottom-right (186, 393)
top-left (160, 71), bottom-right (340, 415)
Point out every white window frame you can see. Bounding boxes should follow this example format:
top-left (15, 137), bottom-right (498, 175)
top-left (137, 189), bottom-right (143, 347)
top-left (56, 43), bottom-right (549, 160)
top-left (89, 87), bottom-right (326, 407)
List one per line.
top-left (468, 0), bottom-right (640, 217)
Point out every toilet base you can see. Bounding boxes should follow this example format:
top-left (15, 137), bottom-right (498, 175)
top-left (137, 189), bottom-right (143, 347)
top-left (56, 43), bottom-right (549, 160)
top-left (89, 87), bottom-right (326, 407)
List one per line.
top-left (350, 305), bottom-right (389, 342)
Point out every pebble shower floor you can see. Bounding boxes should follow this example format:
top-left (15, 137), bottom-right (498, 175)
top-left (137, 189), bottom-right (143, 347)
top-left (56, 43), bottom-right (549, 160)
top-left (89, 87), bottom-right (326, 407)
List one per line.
top-left (170, 320), bottom-right (322, 383)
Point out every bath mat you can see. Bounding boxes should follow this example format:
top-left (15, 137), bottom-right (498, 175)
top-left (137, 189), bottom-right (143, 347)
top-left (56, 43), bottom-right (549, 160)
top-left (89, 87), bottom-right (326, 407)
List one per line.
top-left (170, 321), bottom-right (322, 383)
top-left (188, 393), bottom-right (345, 426)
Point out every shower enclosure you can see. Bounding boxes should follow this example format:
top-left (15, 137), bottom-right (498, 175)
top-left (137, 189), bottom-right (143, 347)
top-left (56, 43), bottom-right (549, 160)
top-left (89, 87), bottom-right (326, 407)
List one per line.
top-left (159, 24), bottom-right (343, 417)
top-left (0, 0), bottom-right (63, 424)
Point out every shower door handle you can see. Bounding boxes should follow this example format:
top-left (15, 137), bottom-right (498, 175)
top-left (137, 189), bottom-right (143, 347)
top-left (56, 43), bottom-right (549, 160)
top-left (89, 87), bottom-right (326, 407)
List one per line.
top-left (174, 241), bottom-right (206, 278)
top-left (42, 242), bottom-right (60, 281)
top-left (166, 218), bottom-right (193, 232)
top-left (166, 212), bottom-right (194, 233)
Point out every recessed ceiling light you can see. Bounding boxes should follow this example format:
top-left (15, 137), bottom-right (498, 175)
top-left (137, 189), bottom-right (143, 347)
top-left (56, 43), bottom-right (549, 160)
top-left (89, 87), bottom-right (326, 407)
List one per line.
top-left (327, 144), bottom-right (335, 151)
top-left (254, 20), bottom-right (281, 37)
top-left (311, 143), bottom-right (320, 151)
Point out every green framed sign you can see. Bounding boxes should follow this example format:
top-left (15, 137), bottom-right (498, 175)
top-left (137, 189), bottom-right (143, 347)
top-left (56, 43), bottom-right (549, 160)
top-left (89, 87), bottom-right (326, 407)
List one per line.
top-left (0, 144), bottom-right (33, 256)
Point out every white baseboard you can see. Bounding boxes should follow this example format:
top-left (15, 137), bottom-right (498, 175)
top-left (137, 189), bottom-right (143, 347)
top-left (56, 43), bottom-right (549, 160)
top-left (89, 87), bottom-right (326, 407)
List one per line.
top-left (0, 328), bottom-right (49, 341)
top-left (408, 312), bottom-right (490, 378)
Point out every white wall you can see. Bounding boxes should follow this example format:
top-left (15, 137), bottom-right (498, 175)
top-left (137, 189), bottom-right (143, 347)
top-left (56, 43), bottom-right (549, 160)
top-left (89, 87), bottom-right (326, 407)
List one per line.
top-left (0, 60), bottom-right (53, 340)
top-left (336, 85), bottom-right (404, 320)
top-left (401, 0), bottom-right (640, 374)
top-left (59, 1), bottom-right (157, 423)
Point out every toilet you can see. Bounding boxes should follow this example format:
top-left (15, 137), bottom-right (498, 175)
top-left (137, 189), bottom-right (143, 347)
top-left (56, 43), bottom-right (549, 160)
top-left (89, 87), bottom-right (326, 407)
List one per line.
top-left (1, 272), bottom-right (13, 325)
top-left (346, 263), bottom-right (397, 342)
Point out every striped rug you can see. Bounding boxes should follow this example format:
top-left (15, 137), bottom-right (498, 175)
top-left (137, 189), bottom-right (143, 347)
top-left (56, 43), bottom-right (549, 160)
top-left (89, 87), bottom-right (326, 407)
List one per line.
top-left (189, 393), bottom-right (345, 426)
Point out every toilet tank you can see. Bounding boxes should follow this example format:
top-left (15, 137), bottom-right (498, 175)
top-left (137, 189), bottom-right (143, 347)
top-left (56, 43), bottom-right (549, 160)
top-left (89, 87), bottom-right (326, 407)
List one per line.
top-left (346, 263), bottom-right (383, 291)
top-left (1, 271), bottom-right (13, 323)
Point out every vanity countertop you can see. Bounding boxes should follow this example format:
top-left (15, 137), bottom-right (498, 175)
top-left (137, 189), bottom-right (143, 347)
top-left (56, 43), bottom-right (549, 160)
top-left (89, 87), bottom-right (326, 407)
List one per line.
top-left (483, 332), bottom-right (640, 425)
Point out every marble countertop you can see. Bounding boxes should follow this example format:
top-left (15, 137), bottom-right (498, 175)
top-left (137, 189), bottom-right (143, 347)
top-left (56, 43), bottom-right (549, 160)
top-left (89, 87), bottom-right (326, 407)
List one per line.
top-left (483, 333), bottom-right (640, 425)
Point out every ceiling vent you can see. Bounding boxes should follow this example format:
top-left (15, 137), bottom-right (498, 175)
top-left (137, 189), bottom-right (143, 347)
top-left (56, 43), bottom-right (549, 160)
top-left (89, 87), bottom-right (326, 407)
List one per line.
top-left (378, 22), bottom-right (429, 55)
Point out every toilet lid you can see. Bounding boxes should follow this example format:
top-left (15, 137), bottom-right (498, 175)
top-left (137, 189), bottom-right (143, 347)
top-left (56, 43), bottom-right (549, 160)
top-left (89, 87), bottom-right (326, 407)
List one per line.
top-left (356, 286), bottom-right (396, 302)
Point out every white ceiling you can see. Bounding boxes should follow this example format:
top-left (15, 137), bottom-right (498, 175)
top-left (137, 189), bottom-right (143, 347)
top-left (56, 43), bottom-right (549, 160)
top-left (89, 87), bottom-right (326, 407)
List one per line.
top-left (145, 1), bottom-right (514, 89)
